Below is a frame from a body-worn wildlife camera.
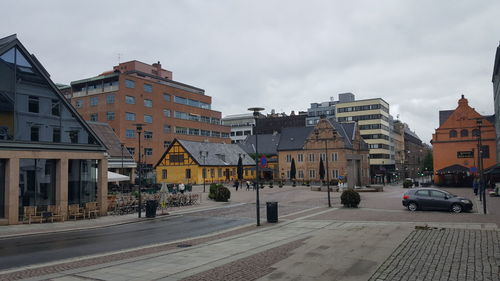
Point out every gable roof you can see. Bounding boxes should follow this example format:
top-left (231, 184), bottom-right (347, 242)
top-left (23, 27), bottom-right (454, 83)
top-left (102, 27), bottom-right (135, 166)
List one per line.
top-left (277, 127), bottom-right (314, 151)
top-left (155, 139), bottom-right (254, 167)
top-left (0, 34), bottom-right (106, 151)
top-left (326, 118), bottom-right (356, 148)
top-left (87, 122), bottom-right (133, 159)
top-left (238, 133), bottom-right (280, 155)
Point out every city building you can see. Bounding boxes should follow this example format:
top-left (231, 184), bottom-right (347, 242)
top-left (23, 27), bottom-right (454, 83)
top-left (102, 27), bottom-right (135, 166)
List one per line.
top-left (254, 111), bottom-right (306, 135)
top-left (403, 125), bottom-right (425, 179)
top-left (0, 35), bottom-right (109, 225)
top-left (392, 120), bottom-right (406, 180)
top-left (305, 93), bottom-right (354, 126)
top-left (431, 95), bottom-right (496, 186)
top-left (154, 139), bottom-right (254, 184)
top-left (221, 113), bottom-right (258, 143)
top-left (493, 42), bottom-right (500, 164)
top-left (238, 133), bottom-right (281, 180)
top-left (64, 60), bottom-right (231, 174)
top-left (335, 96), bottom-right (393, 182)
top-left (277, 117), bottom-right (370, 187)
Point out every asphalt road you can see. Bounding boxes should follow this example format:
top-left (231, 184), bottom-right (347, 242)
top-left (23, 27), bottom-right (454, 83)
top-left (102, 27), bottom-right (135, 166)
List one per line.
top-left (0, 214), bottom-right (253, 271)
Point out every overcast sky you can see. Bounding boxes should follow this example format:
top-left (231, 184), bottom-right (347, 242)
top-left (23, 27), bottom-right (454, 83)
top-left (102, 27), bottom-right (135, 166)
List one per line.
top-left (2, 0), bottom-right (500, 144)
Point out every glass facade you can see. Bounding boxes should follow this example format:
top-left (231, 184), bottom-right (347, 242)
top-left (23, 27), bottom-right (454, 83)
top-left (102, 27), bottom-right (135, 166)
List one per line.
top-left (68, 159), bottom-right (97, 205)
top-left (0, 47), bottom-right (98, 145)
top-left (0, 159), bottom-right (5, 218)
top-left (18, 159), bottom-right (57, 215)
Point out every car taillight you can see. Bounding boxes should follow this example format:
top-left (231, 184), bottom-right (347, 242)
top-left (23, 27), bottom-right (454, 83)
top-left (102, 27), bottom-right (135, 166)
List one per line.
top-left (403, 195), bottom-right (409, 199)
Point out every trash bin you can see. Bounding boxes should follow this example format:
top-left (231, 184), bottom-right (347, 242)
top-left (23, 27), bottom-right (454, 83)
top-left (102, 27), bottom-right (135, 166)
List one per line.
top-left (266, 201), bottom-right (278, 223)
top-left (414, 181), bottom-right (419, 187)
top-left (146, 200), bottom-right (158, 218)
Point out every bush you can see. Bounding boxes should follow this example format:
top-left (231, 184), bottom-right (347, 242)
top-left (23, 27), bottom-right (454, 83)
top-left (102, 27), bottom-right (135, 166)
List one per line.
top-left (214, 186), bottom-right (231, 202)
top-left (209, 183), bottom-right (222, 200)
top-left (269, 181), bottom-right (273, 188)
top-left (341, 189), bottom-right (361, 208)
top-left (403, 179), bottom-right (413, 188)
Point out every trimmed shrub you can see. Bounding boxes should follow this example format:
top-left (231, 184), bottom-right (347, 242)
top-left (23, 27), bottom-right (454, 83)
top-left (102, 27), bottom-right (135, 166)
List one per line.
top-left (269, 181), bottom-right (274, 188)
top-left (215, 186), bottom-right (231, 202)
top-left (403, 179), bottom-right (413, 188)
top-left (209, 183), bottom-right (222, 200)
top-left (341, 189), bottom-right (361, 208)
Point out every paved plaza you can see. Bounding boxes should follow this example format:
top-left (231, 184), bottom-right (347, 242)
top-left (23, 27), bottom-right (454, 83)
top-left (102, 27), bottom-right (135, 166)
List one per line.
top-left (0, 184), bottom-right (499, 281)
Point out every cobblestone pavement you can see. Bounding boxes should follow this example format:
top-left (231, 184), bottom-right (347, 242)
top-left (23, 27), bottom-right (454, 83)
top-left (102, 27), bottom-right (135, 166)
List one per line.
top-left (180, 238), bottom-right (309, 281)
top-left (369, 228), bottom-right (500, 281)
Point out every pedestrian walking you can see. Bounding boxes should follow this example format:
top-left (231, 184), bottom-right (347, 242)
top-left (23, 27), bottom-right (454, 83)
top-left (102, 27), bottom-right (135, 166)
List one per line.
top-left (234, 180), bottom-right (239, 191)
top-left (179, 183), bottom-right (185, 194)
top-left (246, 181), bottom-right (250, 191)
top-left (473, 177), bottom-right (479, 196)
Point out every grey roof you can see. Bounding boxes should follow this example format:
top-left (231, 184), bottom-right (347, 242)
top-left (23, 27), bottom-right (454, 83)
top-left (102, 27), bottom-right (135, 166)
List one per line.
top-left (173, 139), bottom-right (254, 166)
top-left (485, 114), bottom-right (495, 124)
top-left (404, 126), bottom-right (421, 141)
top-left (87, 122), bottom-right (133, 159)
top-left (439, 110), bottom-right (454, 126)
top-left (277, 127), bottom-right (314, 151)
top-left (238, 134), bottom-right (280, 155)
top-left (327, 118), bottom-right (356, 148)
top-left (0, 34), bottom-right (16, 49)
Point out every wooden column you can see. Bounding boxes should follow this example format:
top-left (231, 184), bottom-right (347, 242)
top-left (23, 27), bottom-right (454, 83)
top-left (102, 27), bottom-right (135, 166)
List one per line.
top-left (5, 158), bottom-right (19, 224)
top-left (97, 158), bottom-right (108, 216)
top-left (56, 158), bottom-right (69, 218)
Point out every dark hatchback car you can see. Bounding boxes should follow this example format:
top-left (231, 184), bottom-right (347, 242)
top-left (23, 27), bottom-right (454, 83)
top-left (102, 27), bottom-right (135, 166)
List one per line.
top-left (402, 188), bottom-right (473, 213)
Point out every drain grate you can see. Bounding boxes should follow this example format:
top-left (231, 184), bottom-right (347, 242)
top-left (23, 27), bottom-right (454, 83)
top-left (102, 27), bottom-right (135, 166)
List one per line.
top-left (177, 244), bottom-right (192, 248)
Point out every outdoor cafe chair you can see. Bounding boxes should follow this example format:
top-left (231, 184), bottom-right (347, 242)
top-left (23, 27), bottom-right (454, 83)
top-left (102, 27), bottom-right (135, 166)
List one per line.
top-left (47, 205), bottom-right (65, 222)
top-left (85, 202), bottom-right (99, 219)
top-left (68, 204), bottom-right (85, 220)
top-left (23, 206), bottom-right (43, 224)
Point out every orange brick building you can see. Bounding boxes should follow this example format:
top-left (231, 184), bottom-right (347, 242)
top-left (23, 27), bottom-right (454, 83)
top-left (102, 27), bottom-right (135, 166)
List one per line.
top-left (62, 61), bottom-right (230, 173)
top-left (431, 95), bottom-right (496, 186)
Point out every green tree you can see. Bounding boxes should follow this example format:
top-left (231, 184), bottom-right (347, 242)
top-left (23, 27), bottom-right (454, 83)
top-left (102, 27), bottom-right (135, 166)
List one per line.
top-left (422, 151), bottom-right (433, 172)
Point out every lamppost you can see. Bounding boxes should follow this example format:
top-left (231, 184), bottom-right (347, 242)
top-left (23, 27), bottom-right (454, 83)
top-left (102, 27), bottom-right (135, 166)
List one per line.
top-left (200, 150), bottom-right (208, 192)
top-left (314, 127), bottom-right (332, 208)
top-left (133, 123), bottom-right (145, 218)
top-left (475, 118), bottom-right (487, 214)
top-left (120, 143), bottom-right (125, 193)
top-left (248, 107), bottom-right (264, 226)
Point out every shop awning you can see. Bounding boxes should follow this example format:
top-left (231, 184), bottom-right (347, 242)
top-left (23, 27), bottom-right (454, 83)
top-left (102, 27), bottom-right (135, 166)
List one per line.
top-left (107, 171), bottom-right (130, 182)
top-left (436, 164), bottom-right (469, 174)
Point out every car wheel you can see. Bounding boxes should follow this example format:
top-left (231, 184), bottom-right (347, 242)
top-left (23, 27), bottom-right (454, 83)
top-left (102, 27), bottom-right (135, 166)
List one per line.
top-left (451, 204), bottom-right (462, 213)
top-left (407, 202), bottom-right (418, 212)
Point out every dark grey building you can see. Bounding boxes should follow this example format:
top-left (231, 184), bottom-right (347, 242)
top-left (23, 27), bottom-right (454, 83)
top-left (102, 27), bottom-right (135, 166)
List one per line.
top-left (492, 42), bottom-right (500, 164)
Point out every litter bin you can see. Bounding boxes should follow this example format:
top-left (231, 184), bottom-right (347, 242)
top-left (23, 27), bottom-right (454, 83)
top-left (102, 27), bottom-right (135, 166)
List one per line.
top-left (146, 200), bottom-right (158, 218)
top-left (266, 201), bottom-right (278, 223)
top-left (414, 181), bottom-right (419, 187)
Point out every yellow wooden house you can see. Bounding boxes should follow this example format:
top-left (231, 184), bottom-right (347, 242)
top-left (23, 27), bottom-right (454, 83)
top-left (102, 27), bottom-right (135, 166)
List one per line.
top-left (155, 139), bottom-right (256, 184)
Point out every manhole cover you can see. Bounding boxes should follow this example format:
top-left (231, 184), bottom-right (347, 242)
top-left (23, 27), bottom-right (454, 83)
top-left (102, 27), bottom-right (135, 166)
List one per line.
top-left (177, 244), bottom-right (192, 248)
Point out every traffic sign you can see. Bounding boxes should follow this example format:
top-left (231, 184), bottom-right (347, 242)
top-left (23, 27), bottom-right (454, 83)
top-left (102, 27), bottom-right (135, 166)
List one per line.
top-left (259, 155), bottom-right (267, 168)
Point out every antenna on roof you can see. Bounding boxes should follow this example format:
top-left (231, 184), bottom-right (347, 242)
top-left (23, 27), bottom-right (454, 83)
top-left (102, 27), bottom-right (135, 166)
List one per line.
top-left (117, 53), bottom-right (122, 64)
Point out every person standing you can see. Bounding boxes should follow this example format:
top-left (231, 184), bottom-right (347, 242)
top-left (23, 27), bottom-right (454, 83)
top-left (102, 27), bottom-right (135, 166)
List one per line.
top-left (473, 177), bottom-right (479, 196)
top-left (179, 183), bottom-right (185, 194)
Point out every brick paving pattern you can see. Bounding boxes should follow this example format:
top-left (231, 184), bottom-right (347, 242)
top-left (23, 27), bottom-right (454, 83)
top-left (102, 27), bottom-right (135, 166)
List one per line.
top-left (180, 237), bottom-right (309, 281)
top-left (369, 228), bottom-right (500, 281)
top-left (0, 224), bottom-right (261, 281)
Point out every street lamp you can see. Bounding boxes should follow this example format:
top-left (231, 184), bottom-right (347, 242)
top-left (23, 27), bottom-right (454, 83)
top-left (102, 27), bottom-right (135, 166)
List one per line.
top-left (248, 107), bottom-right (264, 226)
top-left (200, 150), bottom-right (208, 192)
top-left (133, 123), bottom-right (145, 218)
top-left (120, 142), bottom-right (125, 194)
top-left (314, 127), bottom-right (332, 208)
top-left (475, 118), bottom-right (487, 214)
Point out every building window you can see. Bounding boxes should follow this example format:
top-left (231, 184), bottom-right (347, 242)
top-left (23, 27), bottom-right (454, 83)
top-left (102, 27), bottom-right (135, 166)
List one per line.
top-left (309, 169), bottom-right (316, 178)
top-left (125, 112), bottom-right (136, 121)
top-left (332, 152), bottom-right (338, 161)
top-left (449, 130), bottom-right (457, 138)
top-left (144, 115), bottom-right (153, 123)
top-left (320, 153), bottom-right (326, 161)
top-left (30, 126), bottom-right (39, 141)
top-left (298, 170), bottom-right (304, 179)
top-left (218, 168), bottom-right (222, 177)
top-left (69, 131), bottom-right (79, 143)
top-left (144, 131), bottom-right (153, 139)
top-left (106, 94), bottom-right (115, 104)
top-left (28, 96), bottom-right (39, 113)
top-left (161, 125), bottom-right (171, 133)
top-left (472, 129), bottom-right (480, 137)
top-left (125, 79), bottom-right (135, 88)
top-left (174, 96), bottom-right (188, 105)
top-left (163, 109), bottom-right (171, 117)
top-left (127, 147), bottom-right (135, 155)
top-left (125, 96), bottom-right (135, 104)
top-left (176, 127), bottom-right (188, 134)
top-left (333, 169), bottom-right (339, 179)
top-left (201, 130), bottom-right (210, 136)
top-left (308, 153), bottom-right (315, 162)
top-left (90, 97), bottom-right (98, 106)
top-left (51, 100), bottom-right (60, 116)
top-left (286, 170), bottom-right (290, 179)
top-left (75, 100), bottom-right (83, 108)
top-left (144, 99), bottom-right (153, 108)
top-left (297, 154), bottom-right (304, 162)
top-left (163, 93), bottom-right (171, 102)
top-left (169, 154), bottom-right (184, 163)
top-left (185, 169), bottom-right (191, 178)
top-left (144, 148), bottom-right (153, 156)
top-left (90, 113), bottom-right (98, 121)
top-left (481, 145), bottom-right (490, 158)
top-left (189, 128), bottom-right (199, 135)
top-left (107, 112), bottom-right (115, 120)
top-left (164, 141), bottom-right (171, 148)
top-left (53, 127), bottom-right (61, 142)
top-left (143, 84), bottom-right (153, 93)
top-left (162, 169), bottom-right (167, 179)
top-left (126, 129), bottom-right (135, 138)
top-left (460, 129), bottom-right (468, 137)
top-left (286, 155), bottom-right (292, 162)
top-left (244, 130), bottom-right (251, 135)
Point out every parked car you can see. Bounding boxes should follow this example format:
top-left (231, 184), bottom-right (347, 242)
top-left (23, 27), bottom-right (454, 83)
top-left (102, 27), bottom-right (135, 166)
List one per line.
top-left (402, 188), bottom-right (473, 213)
